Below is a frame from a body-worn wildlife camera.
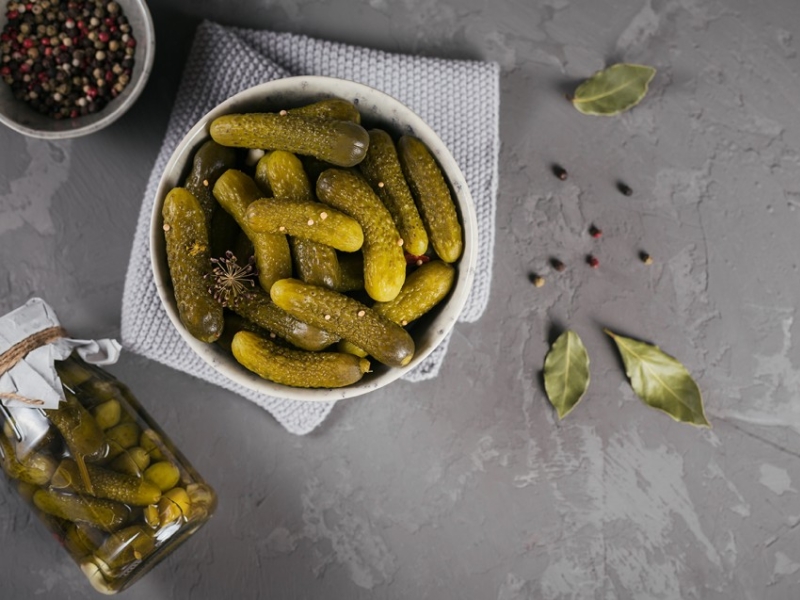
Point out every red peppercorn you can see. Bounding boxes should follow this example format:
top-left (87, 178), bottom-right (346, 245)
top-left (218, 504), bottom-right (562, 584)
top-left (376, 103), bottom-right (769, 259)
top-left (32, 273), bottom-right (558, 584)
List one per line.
top-left (86, 87), bottom-right (98, 98)
top-left (22, 38), bottom-right (35, 49)
top-left (70, 109), bottom-right (78, 119)
top-left (98, 32), bottom-right (110, 43)
top-left (587, 255), bottom-right (600, 268)
top-left (7, 10), bottom-right (19, 20)
top-left (25, 3), bottom-right (32, 10)
top-left (126, 38), bottom-right (136, 48)
top-left (0, 66), bottom-right (9, 76)
top-left (105, 70), bottom-right (113, 82)
top-left (19, 62), bottom-right (30, 73)
top-left (37, 71), bottom-right (48, 81)
top-left (40, 37), bottom-right (50, 45)
top-left (44, 47), bottom-right (52, 56)
top-left (104, 18), bottom-right (115, 27)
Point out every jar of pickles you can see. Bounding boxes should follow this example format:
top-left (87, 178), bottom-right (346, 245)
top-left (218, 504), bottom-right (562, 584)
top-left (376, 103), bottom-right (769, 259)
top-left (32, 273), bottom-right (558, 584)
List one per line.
top-left (0, 299), bottom-right (216, 594)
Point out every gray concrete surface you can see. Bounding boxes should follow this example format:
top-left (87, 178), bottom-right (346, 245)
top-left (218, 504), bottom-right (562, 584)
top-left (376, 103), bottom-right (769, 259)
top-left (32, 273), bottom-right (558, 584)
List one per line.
top-left (2, 0), bottom-right (800, 598)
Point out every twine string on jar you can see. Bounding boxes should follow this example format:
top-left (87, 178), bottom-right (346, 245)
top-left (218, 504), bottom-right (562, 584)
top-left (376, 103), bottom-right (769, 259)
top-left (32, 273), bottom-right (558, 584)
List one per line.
top-left (0, 326), bottom-right (67, 406)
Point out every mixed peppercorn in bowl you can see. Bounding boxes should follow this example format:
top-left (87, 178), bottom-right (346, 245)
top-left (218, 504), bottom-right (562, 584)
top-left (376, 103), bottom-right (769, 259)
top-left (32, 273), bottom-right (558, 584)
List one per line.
top-left (0, 0), bottom-right (154, 138)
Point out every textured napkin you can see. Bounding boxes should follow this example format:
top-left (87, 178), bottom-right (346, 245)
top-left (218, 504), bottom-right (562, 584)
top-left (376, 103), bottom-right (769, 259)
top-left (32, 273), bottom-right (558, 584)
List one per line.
top-left (121, 21), bottom-right (499, 435)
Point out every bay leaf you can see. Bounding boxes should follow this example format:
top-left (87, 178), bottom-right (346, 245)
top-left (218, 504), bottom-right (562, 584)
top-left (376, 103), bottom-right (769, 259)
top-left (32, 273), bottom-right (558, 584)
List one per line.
top-left (605, 329), bottom-right (709, 427)
top-left (544, 330), bottom-right (590, 419)
top-left (572, 63), bottom-right (656, 116)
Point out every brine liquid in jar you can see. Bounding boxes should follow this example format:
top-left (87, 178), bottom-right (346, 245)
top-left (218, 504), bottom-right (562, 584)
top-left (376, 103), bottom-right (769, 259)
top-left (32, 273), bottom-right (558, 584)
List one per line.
top-left (0, 354), bottom-right (217, 595)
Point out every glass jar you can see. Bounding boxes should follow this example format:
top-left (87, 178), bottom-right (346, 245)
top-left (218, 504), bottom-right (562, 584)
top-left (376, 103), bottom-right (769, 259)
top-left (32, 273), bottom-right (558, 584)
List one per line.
top-left (0, 353), bottom-right (217, 595)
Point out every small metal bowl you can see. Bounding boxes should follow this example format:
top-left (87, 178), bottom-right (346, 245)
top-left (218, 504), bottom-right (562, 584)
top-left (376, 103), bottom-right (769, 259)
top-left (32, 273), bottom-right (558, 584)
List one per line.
top-left (0, 0), bottom-right (155, 139)
top-left (150, 76), bottom-right (478, 402)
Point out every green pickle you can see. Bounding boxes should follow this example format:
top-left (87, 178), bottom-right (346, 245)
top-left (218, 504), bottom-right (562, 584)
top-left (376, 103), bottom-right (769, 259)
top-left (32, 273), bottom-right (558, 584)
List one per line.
top-left (162, 187), bottom-right (224, 343)
top-left (397, 135), bottom-right (463, 263)
top-left (0, 354), bottom-right (217, 594)
top-left (183, 139), bottom-right (238, 226)
top-left (263, 150), bottom-right (343, 289)
top-left (231, 287), bottom-right (339, 352)
top-left (359, 129), bottom-right (429, 256)
top-left (210, 112), bottom-right (369, 167)
top-left (213, 169), bottom-right (292, 292)
top-left (271, 278), bottom-right (415, 368)
top-left (316, 168), bottom-right (406, 302)
top-left (245, 197), bottom-right (364, 252)
top-left (232, 330), bottom-right (371, 388)
top-left (51, 458), bottom-right (162, 506)
top-left (373, 260), bottom-right (455, 325)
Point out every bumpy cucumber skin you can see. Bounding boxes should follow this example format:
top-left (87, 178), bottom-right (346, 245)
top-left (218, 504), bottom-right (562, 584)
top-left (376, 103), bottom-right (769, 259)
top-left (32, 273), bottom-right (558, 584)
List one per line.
top-left (359, 129), bottom-right (429, 256)
top-left (264, 150), bottom-right (314, 202)
top-left (271, 279), bottom-right (415, 368)
top-left (245, 198), bottom-right (364, 252)
top-left (292, 238), bottom-right (341, 290)
top-left (374, 260), bottom-right (455, 325)
top-left (397, 135), bottom-right (463, 263)
top-left (33, 489), bottom-right (130, 533)
top-left (253, 153), bottom-right (274, 196)
top-left (288, 98), bottom-right (362, 124)
top-left (316, 169), bottom-right (406, 302)
top-left (162, 188), bottom-right (224, 343)
top-left (210, 113), bottom-right (369, 168)
top-left (231, 287), bottom-right (339, 352)
top-left (264, 150), bottom-right (344, 289)
top-left (232, 331), bottom-right (370, 388)
top-left (184, 140), bottom-right (238, 226)
top-left (51, 458), bottom-right (162, 506)
top-left (212, 170), bottom-right (292, 292)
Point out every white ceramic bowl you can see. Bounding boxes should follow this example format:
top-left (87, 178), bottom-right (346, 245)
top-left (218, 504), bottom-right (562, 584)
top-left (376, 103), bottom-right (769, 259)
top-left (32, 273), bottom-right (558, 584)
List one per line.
top-left (151, 76), bottom-right (477, 401)
top-left (0, 0), bottom-right (155, 139)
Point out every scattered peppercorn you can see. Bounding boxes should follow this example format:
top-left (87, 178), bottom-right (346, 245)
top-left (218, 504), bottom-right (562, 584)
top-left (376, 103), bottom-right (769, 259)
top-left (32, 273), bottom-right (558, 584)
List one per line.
top-left (589, 225), bottom-right (602, 239)
top-left (0, 0), bottom-right (137, 119)
top-left (640, 251), bottom-right (653, 265)
top-left (552, 164), bottom-right (568, 181)
top-left (551, 258), bottom-right (566, 272)
top-left (530, 274), bottom-right (545, 287)
top-left (617, 182), bottom-right (633, 196)
top-left (587, 255), bottom-right (600, 269)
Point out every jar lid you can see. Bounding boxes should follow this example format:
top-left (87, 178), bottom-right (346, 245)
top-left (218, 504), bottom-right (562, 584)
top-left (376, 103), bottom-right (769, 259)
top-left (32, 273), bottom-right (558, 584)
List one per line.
top-left (0, 298), bottom-right (121, 409)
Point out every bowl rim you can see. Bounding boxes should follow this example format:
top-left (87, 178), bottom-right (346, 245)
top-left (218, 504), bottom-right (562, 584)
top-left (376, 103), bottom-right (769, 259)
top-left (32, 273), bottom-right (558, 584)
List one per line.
top-left (0, 0), bottom-right (156, 140)
top-left (150, 75), bottom-right (478, 402)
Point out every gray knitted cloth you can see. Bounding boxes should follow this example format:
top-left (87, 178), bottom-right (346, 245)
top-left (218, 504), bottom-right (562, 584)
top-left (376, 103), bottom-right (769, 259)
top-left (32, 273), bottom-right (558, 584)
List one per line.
top-left (121, 22), bottom-right (499, 435)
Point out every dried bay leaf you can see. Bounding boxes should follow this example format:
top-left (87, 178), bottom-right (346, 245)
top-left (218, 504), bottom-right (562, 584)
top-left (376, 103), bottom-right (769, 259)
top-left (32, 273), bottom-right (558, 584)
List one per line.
top-left (605, 329), bottom-right (709, 427)
top-left (572, 63), bottom-right (656, 116)
top-left (544, 330), bottom-right (590, 419)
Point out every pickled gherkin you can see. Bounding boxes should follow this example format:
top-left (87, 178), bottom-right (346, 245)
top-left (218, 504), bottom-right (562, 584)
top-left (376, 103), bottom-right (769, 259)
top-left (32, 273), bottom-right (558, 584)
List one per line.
top-left (292, 238), bottom-right (342, 290)
top-left (245, 198), bottom-right (364, 252)
top-left (373, 260), bottom-right (455, 326)
top-left (210, 112), bottom-right (369, 168)
top-left (262, 150), bottom-right (343, 290)
top-left (230, 288), bottom-right (339, 352)
top-left (162, 187), bottom-right (224, 343)
top-left (359, 129), bottom-right (429, 256)
top-left (232, 330), bottom-right (371, 388)
top-left (51, 458), bottom-right (162, 506)
top-left (33, 488), bottom-right (130, 533)
top-left (316, 169), bottom-right (406, 302)
top-left (213, 169), bottom-right (292, 292)
top-left (0, 433), bottom-right (57, 485)
top-left (271, 279), bottom-right (415, 368)
top-left (183, 139), bottom-right (238, 226)
top-left (397, 135), bottom-right (463, 263)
